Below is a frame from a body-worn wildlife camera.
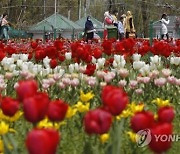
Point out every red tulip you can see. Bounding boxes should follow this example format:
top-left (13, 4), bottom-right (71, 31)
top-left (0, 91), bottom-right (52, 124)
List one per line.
top-left (77, 47), bottom-right (89, 62)
top-left (84, 108), bottom-right (112, 135)
top-left (130, 111), bottom-right (154, 133)
top-left (31, 41), bottom-right (38, 49)
top-left (138, 45), bottom-right (149, 56)
top-left (84, 55), bottom-right (92, 63)
top-left (102, 40), bottom-right (112, 55)
top-left (4, 45), bottom-right (17, 55)
top-left (16, 80), bottom-right (38, 102)
top-left (122, 38), bottom-right (135, 51)
top-left (158, 106), bottom-right (175, 123)
top-left (101, 85), bottom-right (129, 116)
top-left (58, 54), bottom-right (65, 62)
top-left (92, 48), bottom-right (102, 59)
top-left (54, 40), bottom-right (64, 50)
top-left (50, 59), bottom-right (58, 69)
top-left (47, 100), bottom-right (68, 122)
top-left (23, 92), bottom-right (50, 123)
top-left (45, 46), bottom-right (59, 59)
top-left (26, 128), bottom-right (60, 154)
top-left (149, 123), bottom-right (173, 153)
top-left (28, 53), bottom-right (33, 60)
top-left (84, 63), bottom-right (96, 76)
top-left (115, 42), bottom-right (125, 54)
top-left (1, 97), bottom-right (19, 116)
top-left (35, 49), bottom-right (45, 61)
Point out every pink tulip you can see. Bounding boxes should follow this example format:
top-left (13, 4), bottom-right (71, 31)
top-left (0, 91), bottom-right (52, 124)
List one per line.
top-left (154, 78), bottom-right (167, 87)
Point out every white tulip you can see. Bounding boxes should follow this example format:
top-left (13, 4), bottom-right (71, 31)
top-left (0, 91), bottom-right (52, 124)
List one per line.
top-left (69, 64), bottom-right (74, 73)
top-left (12, 54), bottom-right (19, 62)
top-left (133, 53), bottom-right (141, 61)
top-left (170, 57), bottom-right (180, 65)
top-left (91, 56), bottom-right (96, 64)
top-left (100, 82), bottom-right (107, 87)
top-left (97, 58), bottom-right (105, 68)
top-left (21, 64), bottom-right (29, 71)
top-left (1, 57), bottom-right (8, 66)
top-left (12, 70), bottom-right (19, 76)
top-left (65, 52), bottom-right (72, 60)
top-left (43, 56), bottom-right (50, 67)
top-left (9, 64), bottom-right (16, 72)
top-left (20, 54), bottom-right (28, 62)
top-left (74, 63), bottom-right (79, 71)
top-left (17, 60), bottom-right (23, 67)
top-left (59, 69), bottom-right (65, 76)
top-left (8, 58), bottom-right (15, 64)
top-left (114, 55), bottom-right (121, 63)
top-left (150, 55), bottom-right (161, 64)
top-left (31, 67), bottom-right (38, 75)
top-left (119, 60), bottom-right (126, 68)
top-left (133, 61), bottom-right (145, 70)
top-left (113, 60), bottom-right (118, 68)
top-left (150, 62), bottom-right (157, 70)
top-left (139, 64), bottom-right (150, 76)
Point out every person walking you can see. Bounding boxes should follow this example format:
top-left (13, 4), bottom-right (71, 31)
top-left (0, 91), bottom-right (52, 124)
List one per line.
top-left (160, 13), bottom-right (170, 40)
top-left (84, 16), bottom-right (96, 42)
top-left (125, 11), bottom-right (135, 38)
top-left (118, 16), bottom-right (125, 41)
top-left (103, 11), bottom-right (114, 39)
top-left (0, 13), bottom-right (10, 40)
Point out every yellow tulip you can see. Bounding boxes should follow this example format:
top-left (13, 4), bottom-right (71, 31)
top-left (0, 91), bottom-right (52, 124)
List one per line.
top-left (0, 110), bottom-right (23, 122)
top-left (80, 90), bottom-right (94, 102)
top-left (37, 118), bottom-right (53, 129)
top-left (126, 131), bottom-right (137, 143)
top-left (116, 109), bottom-right (131, 120)
top-left (0, 121), bottom-right (9, 135)
top-left (65, 106), bottom-right (77, 118)
top-left (100, 133), bottom-right (109, 144)
top-left (75, 101), bottom-right (90, 113)
top-left (37, 117), bottom-right (66, 129)
top-left (129, 102), bottom-right (144, 114)
top-left (152, 98), bottom-right (170, 107)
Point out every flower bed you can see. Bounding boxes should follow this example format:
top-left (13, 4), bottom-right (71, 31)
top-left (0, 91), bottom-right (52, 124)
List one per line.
top-left (0, 38), bottom-right (180, 154)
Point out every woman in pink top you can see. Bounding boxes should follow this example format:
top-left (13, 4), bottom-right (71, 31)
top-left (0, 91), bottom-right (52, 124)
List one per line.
top-left (0, 13), bottom-right (10, 40)
top-left (103, 11), bottom-right (114, 39)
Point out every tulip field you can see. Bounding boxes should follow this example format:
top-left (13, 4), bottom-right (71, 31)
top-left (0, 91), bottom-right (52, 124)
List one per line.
top-left (0, 38), bottom-right (180, 154)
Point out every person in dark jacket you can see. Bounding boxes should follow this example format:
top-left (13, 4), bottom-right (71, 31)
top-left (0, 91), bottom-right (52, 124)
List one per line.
top-left (85, 16), bottom-right (95, 41)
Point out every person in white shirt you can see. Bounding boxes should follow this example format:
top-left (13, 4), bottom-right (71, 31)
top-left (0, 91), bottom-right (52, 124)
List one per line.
top-left (118, 16), bottom-right (125, 41)
top-left (161, 13), bottom-right (170, 40)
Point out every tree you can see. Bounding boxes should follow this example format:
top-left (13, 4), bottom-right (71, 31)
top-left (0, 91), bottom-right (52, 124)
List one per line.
top-left (141, 0), bottom-right (149, 37)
